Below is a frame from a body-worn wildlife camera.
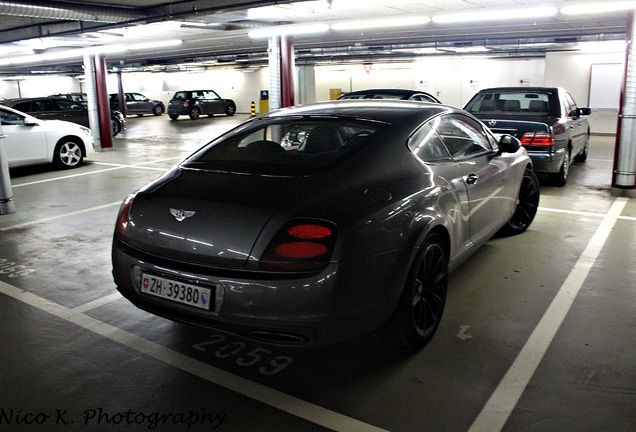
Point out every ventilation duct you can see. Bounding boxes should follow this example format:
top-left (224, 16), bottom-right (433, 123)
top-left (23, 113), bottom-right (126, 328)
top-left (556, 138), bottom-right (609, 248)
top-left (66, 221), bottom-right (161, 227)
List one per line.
top-left (0, 1), bottom-right (145, 23)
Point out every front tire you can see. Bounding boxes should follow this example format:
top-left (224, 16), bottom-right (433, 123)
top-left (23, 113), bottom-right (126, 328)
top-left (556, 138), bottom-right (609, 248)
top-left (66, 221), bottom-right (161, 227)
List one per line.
top-left (387, 234), bottom-right (448, 349)
top-left (497, 169), bottom-right (540, 237)
top-left (153, 105), bottom-right (163, 116)
top-left (111, 119), bottom-right (119, 136)
top-left (225, 104), bottom-right (236, 116)
top-left (54, 139), bottom-right (84, 169)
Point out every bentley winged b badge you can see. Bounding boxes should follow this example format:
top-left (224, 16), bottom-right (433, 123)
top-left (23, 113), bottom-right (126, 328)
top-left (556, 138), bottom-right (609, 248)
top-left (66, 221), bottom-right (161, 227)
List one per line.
top-left (170, 208), bottom-right (196, 222)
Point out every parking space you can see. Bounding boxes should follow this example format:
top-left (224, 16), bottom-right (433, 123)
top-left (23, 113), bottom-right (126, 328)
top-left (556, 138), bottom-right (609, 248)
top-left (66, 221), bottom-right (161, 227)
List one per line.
top-left (0, 115), bottom-right (634, 432)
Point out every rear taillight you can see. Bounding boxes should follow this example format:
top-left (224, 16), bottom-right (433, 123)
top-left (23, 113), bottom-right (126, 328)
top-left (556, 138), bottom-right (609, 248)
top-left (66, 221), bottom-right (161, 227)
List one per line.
top-left (115, 194), bottom-right (135, 243)
top-left (520, 132), bottom-right (555, 146)
top-left (260, 221), bottom-right (337, 272)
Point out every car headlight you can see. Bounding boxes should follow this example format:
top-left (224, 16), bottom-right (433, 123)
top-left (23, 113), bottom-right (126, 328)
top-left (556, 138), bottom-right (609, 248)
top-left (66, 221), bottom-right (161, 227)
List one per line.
top-left (80, 126), bottom-right (91, 136)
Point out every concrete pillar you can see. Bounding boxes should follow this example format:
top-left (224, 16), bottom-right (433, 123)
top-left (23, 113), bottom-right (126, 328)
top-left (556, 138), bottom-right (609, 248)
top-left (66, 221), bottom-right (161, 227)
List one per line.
top-left (298, 64), bottom-right (317, 105)
top-left (268, 37), bottom-right (281, 112)
top-left (83, 55), bottom-right (102, 149)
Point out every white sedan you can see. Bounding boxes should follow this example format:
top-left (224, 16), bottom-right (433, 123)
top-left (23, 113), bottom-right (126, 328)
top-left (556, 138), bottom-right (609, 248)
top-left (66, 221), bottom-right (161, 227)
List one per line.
top-left (0, 104), bottom-right (94, 169)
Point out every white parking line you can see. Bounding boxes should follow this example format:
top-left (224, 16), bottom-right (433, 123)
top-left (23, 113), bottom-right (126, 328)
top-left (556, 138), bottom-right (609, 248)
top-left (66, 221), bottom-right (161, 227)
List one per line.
top-left (0, 202), bottom-right (122, 232)
top-left (468, 197), bottom-right (628, 432)
top-left (0, 280), bottom-right (388, 432)
top-left (72, 292), bottom-right (123, 313)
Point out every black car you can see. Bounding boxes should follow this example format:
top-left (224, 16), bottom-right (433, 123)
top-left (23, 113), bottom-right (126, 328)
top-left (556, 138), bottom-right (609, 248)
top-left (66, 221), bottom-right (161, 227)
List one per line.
top-left (464, 87), bottom-right (591, 186)
top-left (50, 92), bottom-right (88, 106)
top-left (1, 96), bottom-right (126, 136)
top-left (109, 92), bottom-right (165, 116)
top-left (167, 90), bottom-right (236, 120)
top-left (112, 100), bottom-right (539, 349)
top-left (338, 88), bottom-right (441, 103)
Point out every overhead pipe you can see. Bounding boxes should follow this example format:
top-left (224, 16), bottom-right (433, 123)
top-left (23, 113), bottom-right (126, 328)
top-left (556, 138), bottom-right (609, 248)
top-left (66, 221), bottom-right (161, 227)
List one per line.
top-left (0, 1), bottom-right (144, 22)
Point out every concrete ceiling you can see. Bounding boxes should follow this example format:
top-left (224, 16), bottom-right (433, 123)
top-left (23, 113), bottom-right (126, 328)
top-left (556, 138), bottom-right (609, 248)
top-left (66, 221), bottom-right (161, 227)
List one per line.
top-left (0, 0), bottom-right (630, 76)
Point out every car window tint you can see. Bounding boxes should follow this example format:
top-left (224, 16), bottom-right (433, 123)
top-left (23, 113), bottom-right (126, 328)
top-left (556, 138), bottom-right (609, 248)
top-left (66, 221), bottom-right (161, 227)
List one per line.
top-left (408, 122), bottom-right (451, 162)
top-left (433, 114), bottom-right (493, 158)
top-left (173, 92), bottom-right (188, 100)
top-left (31, 100), bottom-right (55, 112)
top-left (0, 108), bottom-right (24, 125)
top-left (55, 100), bottom-right (83, 111)
top-left (465, 92), bottom-right (550, 115)
top-left (12, 101), bottom-right (31, 112)
top-left (203, 90), bottom-right (220, 99)
top-left (184, 119), bottom-right (389, 176)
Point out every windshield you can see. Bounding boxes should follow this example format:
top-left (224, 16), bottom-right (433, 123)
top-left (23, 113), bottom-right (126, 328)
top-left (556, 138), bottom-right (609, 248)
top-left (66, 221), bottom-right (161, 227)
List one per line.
top-left (465, 91), bottom-right (551, 116)
top-left (183, 118), bottom-right (389, 176)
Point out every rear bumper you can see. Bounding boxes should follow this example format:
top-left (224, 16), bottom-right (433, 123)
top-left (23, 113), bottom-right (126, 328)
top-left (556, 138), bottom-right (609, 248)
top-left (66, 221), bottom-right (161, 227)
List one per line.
top-left (526, 148), bottom-right (566, 174)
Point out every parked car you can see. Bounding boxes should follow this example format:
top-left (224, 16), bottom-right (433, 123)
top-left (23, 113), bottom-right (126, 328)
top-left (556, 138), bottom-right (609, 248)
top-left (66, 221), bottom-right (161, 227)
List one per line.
top-left (167, 90), bottom-right (236, 120)
top-left (338, 88), bottom-right (441, 103)
top-left (463, 87), bottom-right (591, 186)
top-left (112, 100), bottom-right (539, 349)
top-left (0, 104), bottom-right (94, 169)
top-left (0, 96), bottom-right (126, 136)
top-left (109, 92), bottom-right (165, 116)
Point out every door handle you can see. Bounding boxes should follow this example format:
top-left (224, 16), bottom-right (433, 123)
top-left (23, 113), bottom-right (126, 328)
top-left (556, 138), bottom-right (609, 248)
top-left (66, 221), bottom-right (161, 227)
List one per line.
top-left (466, 173), bottom-right (479, 185)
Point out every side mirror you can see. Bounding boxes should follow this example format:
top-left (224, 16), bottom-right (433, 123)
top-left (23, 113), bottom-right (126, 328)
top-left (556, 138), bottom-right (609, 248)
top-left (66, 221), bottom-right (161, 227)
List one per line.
top-left (579, 107), bottom-right (591, 116)
top-left (498, 134), bottom-right (521, 154)
top-left (23, 119), bottom-right (39, 126)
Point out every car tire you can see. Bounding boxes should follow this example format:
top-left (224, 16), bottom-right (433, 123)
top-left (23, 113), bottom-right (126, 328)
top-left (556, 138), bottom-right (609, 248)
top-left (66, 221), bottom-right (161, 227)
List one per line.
top-left (54, 138), bottom-right (84, 169)
top-left (189, 107), bottom-right (201, 120)
top-left (387, 233), bottom-right (448, 349)
top-left (497, 169), bottom-right (540, 237)
top-left (153, 105), bottom-right (163, 116)
top-left (111, 119), bottom-right (119, 136)
top-left (225, 104), bottom-right (236, 116)
top-left (169, 114), bottom-right (179, 120)
top-left (551, 150), bottom-right (569, 187)
top-left (574, 132), bottom-right (590, 162)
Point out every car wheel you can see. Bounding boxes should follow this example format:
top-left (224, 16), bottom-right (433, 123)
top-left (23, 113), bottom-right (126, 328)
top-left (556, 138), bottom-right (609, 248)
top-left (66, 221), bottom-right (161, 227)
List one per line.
top-left (497, 169), bottom-right (540, 237)
top-left (225, 104), bottom-right (236, 116)
top-left (388, 233), bottom-right (448, 349)
top-left (551, 151), bottom-right (569, 187)
top-left (111, 119), bottom-right (119, 136)
top-left (574, 131), bottom-right (590, 162)
top-left (189, 107), bottom-right (201, 120)
top-left (169, 114), bottom-right (179, 120)
top-left (153, 105), bottom-right (163, 116)
top-left (54, 139), bottom-right (84, 169)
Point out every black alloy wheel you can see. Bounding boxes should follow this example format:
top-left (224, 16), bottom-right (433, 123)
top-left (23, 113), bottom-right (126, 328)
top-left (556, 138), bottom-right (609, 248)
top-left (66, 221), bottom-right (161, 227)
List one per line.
top-left (498, 169), bottom-right (540, 236)
top-left (111, 119), bottom-right (119, 136)
top-left (189, 106), bottom-right (201, 120)
top-left (389, 234), bottom-right (448, 349)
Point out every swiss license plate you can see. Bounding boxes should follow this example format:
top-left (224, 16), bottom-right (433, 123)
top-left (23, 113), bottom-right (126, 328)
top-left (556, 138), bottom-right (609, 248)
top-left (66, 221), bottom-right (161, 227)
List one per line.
top-left (141, 273), bottom-right (212, 310)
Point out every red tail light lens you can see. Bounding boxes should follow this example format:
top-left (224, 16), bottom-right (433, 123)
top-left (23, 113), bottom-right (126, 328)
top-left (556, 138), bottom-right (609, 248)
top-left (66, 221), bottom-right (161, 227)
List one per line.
top-left (114, 194), bottom-right (135, 243)
top-left (260, 221), bottom-right (337, 272)
top-left (520, 132), bottom-right (555, 146)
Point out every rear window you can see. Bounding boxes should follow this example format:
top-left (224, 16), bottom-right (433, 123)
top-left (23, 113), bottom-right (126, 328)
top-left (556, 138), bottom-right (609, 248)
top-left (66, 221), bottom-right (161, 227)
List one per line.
top-left (465, 92), bottom-right (551, 116)
top-left (183, 118), bottom-right (389, 176)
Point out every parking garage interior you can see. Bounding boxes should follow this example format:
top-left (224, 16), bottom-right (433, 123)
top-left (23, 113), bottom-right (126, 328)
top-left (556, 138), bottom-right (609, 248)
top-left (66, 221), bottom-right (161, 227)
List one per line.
top-left (1, 1), bottom-right (635, 431)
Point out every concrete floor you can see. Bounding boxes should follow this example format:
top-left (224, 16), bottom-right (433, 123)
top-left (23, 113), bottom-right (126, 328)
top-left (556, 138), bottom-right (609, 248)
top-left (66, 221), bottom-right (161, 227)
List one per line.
top-left (0, 114), bottom-right (634, 432)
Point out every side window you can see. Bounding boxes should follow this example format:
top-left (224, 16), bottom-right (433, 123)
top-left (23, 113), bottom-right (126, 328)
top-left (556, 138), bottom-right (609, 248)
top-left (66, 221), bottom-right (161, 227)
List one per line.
top-left (13, 102), bottom-right (31, 112)
top-left (0, 108), bottom-right (24, 125)
top-left (55, 100), bottom-right (83, 111)
top-left (32, 100), bottom-right (55, 112)
top-left (434, 114), bottom-right (493, 158)
top-left (204, 91), bottom-right (220, 100)
top-left (563, 92), bottom-right (578, 116)
top-left (408, 121), bottom-right (451, 162)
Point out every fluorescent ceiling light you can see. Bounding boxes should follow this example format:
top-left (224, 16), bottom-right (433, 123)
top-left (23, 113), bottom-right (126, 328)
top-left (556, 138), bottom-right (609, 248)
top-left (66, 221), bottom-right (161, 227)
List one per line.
top-left (331, 16), bottom-right (431, 30)
top-left (248, 24), bottom-right (329, 38)
top-left (127, 39), bottom-right (183, 50)
top-left (433, 7), bottom-right (558, 24)
top-left (561, 1), bottom-right (636, 15)
top-left (576, 40), bottom-right (627, 53)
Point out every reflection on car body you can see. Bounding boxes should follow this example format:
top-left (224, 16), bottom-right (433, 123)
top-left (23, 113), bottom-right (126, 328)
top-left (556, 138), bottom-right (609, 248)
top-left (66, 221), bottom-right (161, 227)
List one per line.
top-left (338, 88), bottom-right (441, 103)
top-left (112, 100), bottom-right (539, 349)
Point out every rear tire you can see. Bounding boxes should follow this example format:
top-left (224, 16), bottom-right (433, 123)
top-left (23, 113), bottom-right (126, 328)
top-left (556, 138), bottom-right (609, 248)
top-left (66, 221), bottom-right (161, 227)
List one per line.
top-left (497, 169), bottom-right (540, 237)
top-left (386, 234), bottom-right (448, 349)
top-left (111, 119), bottom-right (119, 136)
top-left (189, 107), bottom-right (201, 120)
top-left (169, 114), bottom-right (179, 120)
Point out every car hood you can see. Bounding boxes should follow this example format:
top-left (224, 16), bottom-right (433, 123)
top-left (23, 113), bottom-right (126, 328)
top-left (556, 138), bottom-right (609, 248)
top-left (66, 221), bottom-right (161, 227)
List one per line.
top-left (127, 169), bottom-right (310, 268)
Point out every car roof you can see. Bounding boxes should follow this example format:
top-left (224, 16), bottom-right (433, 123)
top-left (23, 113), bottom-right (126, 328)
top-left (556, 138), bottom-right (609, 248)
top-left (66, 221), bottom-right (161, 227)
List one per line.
top-left (474, 87), bottom-right (559, 93)
top-left (262, 100), bottom-right (456, 124)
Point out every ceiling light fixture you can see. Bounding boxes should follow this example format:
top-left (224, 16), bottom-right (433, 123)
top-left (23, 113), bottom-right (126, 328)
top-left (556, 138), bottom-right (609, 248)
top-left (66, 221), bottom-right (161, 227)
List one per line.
top-left (127, 39), bottom-right (183, 50)
top-left (248, 24), bottom-right (329, 38)
top-left (331, 16), bottom-right (431, 30)
top-left (561, 1), bottom-right (636, 15)
top-left (433, 7), bottom-right (558, 24)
